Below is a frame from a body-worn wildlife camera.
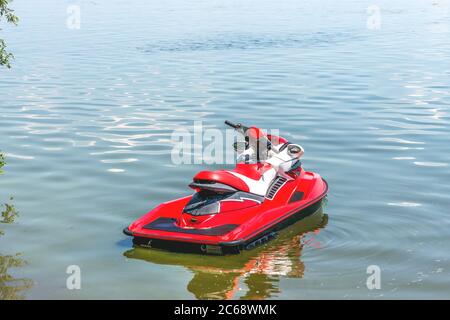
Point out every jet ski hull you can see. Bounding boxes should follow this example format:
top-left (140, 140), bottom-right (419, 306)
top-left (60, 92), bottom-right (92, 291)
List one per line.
top-left (124, 172), bottom-right (328, 255)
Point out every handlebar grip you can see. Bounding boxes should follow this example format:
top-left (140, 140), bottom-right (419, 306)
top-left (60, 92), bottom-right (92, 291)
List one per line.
top-left (224, 120), bottom-right (239, 129)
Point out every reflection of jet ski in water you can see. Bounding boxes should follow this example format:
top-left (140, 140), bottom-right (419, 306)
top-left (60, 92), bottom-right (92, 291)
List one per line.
top-left (124, 121), bottom-right (328, 255)
top-left (124, 207), bottom-right (328, 300)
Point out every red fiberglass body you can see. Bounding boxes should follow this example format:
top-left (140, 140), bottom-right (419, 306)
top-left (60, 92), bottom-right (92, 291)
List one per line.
top-left (124, 121), bottom-right (328, 255)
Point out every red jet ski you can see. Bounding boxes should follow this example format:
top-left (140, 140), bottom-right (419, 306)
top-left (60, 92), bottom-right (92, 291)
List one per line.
top-left (124, 121), bottom-right (328, 255)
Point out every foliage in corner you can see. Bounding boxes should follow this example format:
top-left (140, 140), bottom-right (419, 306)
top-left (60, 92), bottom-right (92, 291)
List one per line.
top-left (0, 152), bottom-right (5, 174)
top-left (0, 197), bottom-right (31, 299)
top-left (1, 198), bottom-right (19, 236)
top-left (0, 0), bottom-right (19, 68)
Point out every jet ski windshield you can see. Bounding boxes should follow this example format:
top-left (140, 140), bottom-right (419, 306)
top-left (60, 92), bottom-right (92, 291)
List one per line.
top-left (183, 191), bottom-right (231, 216)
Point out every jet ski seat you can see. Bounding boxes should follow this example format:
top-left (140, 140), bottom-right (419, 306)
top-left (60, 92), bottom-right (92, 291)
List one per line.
top-left (191, 170), bottom-right (250, 193)
top-left (190, 163), bottom-right (277, 197)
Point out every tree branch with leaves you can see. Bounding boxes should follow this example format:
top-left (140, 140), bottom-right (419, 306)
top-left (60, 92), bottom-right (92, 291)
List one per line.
top-left (0, 152), bottom-right (5, 174)
top-left (0, 0), bottom-right (19, 68)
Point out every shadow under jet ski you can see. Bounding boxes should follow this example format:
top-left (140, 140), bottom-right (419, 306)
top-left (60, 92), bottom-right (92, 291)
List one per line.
top-left (123, 205), bottom-right (328, 300)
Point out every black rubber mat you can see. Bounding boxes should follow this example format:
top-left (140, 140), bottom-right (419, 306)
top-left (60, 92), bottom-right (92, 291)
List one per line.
top-left (143, 217), bottom-right (239, 236)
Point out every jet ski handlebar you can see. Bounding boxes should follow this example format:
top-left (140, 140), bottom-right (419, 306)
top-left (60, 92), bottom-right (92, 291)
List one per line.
top-left (225, 120), bottom-right (241, 129)
top-left (224, 120), bottom-right (250, 132)
top-left (225, 121), bottom-right (275, 153)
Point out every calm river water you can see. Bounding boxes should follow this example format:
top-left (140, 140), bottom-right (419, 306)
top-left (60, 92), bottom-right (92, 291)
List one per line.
top-left (1, 0), bottom-right (449, 299)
